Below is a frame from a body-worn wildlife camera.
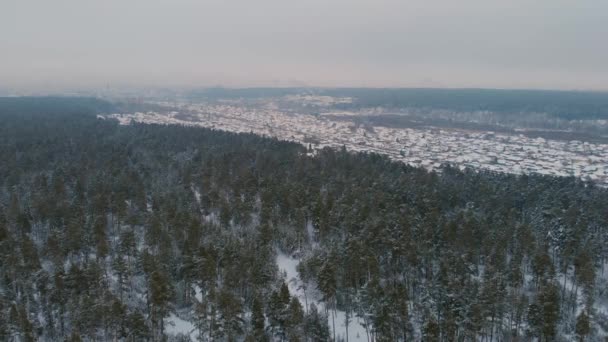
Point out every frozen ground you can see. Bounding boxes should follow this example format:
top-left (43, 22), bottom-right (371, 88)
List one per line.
top-left (276, 252), bottom-right (369, 342)
top-left (165, 313), bottom-right (197, 340)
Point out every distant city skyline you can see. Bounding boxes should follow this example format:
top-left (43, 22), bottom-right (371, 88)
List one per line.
top-left (2, 0), bottom-right (607, 91)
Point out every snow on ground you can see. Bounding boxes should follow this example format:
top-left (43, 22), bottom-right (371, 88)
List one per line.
top-left (194, 285), bottom-right (203, 303)
top-left (597, 262), bottom-right (608, 316)
top-left (191, 185), bottom-right (201, 206)
top-left (165, 313), bottom-right (198, 340)
top-left (276, 251), bottom-right (369, 342)
top-left (558, 272), bottom-right (585, 317)
top-left (306, 221), bottom-right (318, 249)
top-left (556, 270), bottom-right (608, 340)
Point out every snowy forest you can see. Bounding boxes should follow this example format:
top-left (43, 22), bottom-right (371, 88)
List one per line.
top-left (1, 97), bottom-right (608, 341)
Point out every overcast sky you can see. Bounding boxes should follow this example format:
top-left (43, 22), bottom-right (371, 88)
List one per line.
top-left (2, 0), bottom-right (607, 91)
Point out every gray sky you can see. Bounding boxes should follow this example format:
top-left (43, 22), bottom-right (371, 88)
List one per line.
top-left (2, 0), bottom-right (607, 91)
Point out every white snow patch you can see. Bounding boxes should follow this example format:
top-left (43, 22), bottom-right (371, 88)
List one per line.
top-left (192, 185), bottom-right (201, 205)
top-left (194, 285), bottom-right (203, 303)
top-left (276, 251), bottom-right (368, 342)
top-left (165, 313), bottom-right (197, 339)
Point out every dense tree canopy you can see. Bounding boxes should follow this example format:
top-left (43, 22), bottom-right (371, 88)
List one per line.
top-left (1, 97), bottom-right (607, 341)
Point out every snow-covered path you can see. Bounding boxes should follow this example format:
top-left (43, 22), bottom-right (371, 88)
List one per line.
top-left (276, 252), bottom-right (369, 342)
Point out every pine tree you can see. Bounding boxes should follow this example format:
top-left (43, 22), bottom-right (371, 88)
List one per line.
top-left (540, 282), bottom-right (560, 341)
top-left (68, 330), bottom-right (83, 342)
top-left (149, 269), bottom-right (173, 338)
top-left (304, 303), bottom-right (330, 342)
top-left (532, 246), bottom-right (553, 286)
top-left (127, 311), bottom-right (151, 341)
top-left (422, 315), bottom-right (440, 341)
top-left (317, 261), bottom-right (337, 341)
top-left (15, 304), bottom-right (35, 342)
top-left (120, 228), bottom-right (137, 259)
top-left (287, 297), bottom-right (304, 340)
top-left (279, 282), bottom-right (291, 306)
top-left (93, 215), bottom-right (109, 259)
top-left (20, 235), bottom-right (41, 271)
top-left (194, 300), bottom-right (210, 342)
top-left (0, 299), bottom-right (7, 340)
top-left (267, 285), bottom-right (290, 340)
top-left (575, 310), bottom-right (590, 342)
top-left (217, 288), bottom-right (244, 341)
top-left (108, 299), bottom-right (127, 340)
top-left (527, 301), bottom-right (543, 339)
top-left (0, 218), bottom-right (7, 243)
top-left (113, 256), bottom-right (129, 300)
top-left (574, 249), bottom-right (596, 310)
top-left (3, 98), bottom-right (608, 341)
top-left (250, 296), bottom-right (268, 342)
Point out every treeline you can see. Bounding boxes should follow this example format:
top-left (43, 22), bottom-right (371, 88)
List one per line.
top-left (186, 87), bottom-right (608, 121)
top-left (324, 88), bottom-right (608, 121)
top-left (0, 97), bottom-right (115, 117)
top-left (0, 97), bottom-right (607, 341)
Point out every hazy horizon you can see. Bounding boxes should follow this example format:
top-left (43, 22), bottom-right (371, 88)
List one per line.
top-left (2, 0), bottom-right (607, 92)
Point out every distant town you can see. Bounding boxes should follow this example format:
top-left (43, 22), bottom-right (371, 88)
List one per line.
top-left (105, 97), bottom-right (608, 186)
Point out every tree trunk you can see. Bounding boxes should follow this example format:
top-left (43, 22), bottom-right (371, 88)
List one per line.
top-left (572, 282), bottom-right (579, 313)
top-left (345, 311), bottom-right (349, 342)
top-left (489, 312), bottom-right (495, 342)
top-left (331, 305), bottom-right (336, 342)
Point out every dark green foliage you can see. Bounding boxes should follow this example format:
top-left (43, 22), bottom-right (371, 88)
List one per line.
top-left (217, 288), bottom-right (244, 340)
top-left (422, 316), bottom-right (440, 341)
top-left (539, 282), bottom-right (561, 340)
top-left (149, 269), bottom-right (173, 336)
top-left (303, 304), bottom-right (330, 342)
top-left (0, 97), bottom-right (607, 341)
top-left (575, 310), bottom-right (590, 341)
top-left (287, 297), bottom-right (305, 340)
top-left (250, 296), bottom-right (268, 341)
top-left (267, 283), bottom-right (292, 340)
